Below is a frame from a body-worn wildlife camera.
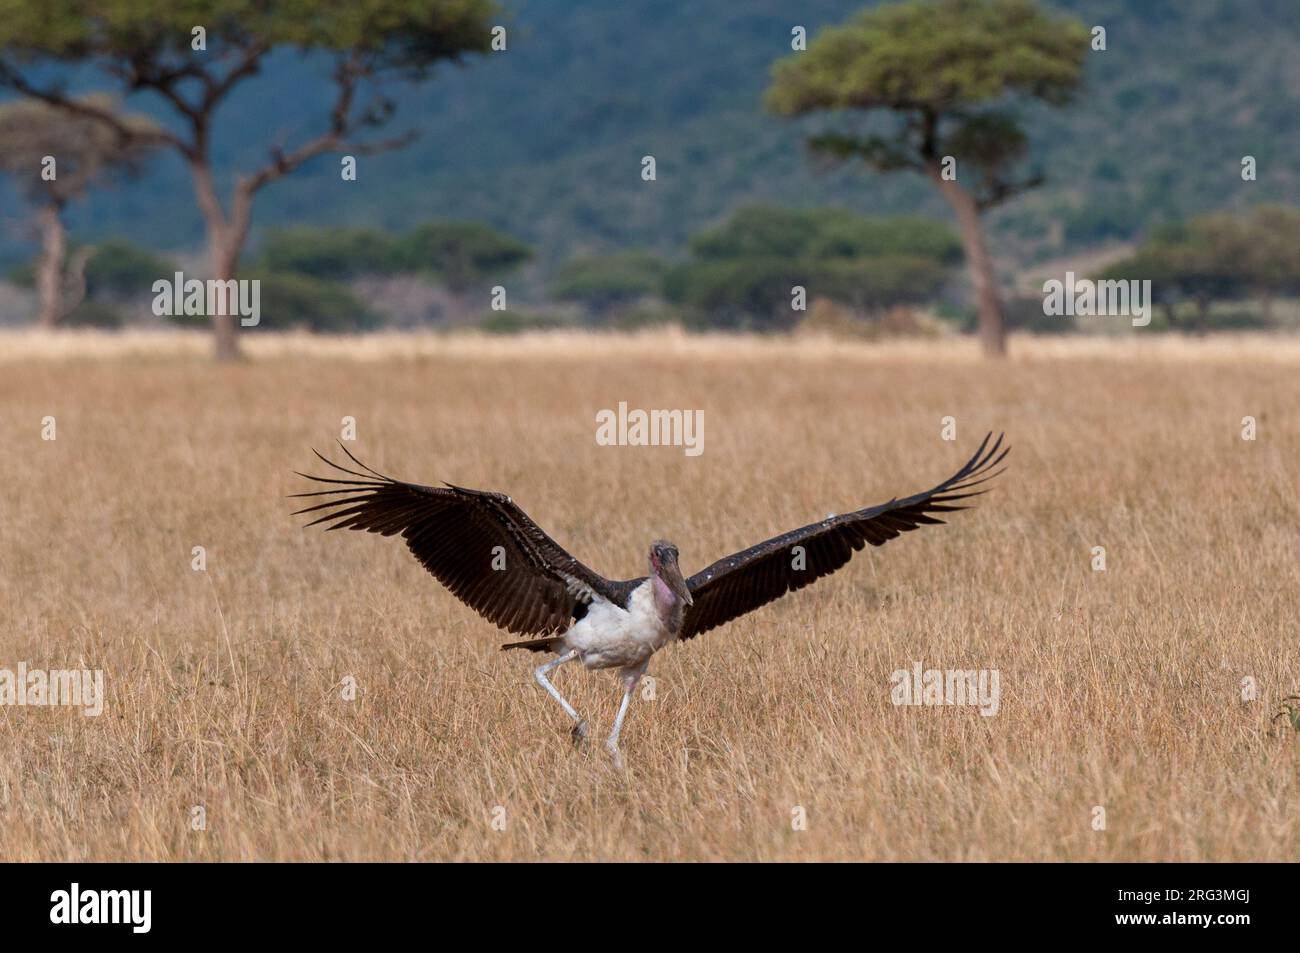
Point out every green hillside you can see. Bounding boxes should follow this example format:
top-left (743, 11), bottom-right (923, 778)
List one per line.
top-left (2, 0), bottom-right (1297, 271)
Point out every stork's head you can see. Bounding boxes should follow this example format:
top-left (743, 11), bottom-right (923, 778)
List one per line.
top-left (649, 539), bottom-right (692, 608)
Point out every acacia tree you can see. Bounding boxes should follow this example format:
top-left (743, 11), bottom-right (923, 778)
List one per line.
top-left (1208, 206), bottom-right (1300, 323)
top-left (0, 0), bottom-right (497, 359)
top-left (1100, 209), bottom-right (1300, 330)
top-left (0, 96), bottom-right (161, 328)
top-left (766, 0), bottom-right (1089, 356)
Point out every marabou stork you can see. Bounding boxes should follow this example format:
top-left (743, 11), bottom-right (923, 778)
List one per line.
top-left (293, 433), bottom-right (1007, 767)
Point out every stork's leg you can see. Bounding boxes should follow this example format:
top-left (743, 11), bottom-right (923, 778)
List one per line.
top-left (534, 649), bottom-right (587, 744)
top-left (605, 661), bottom-right (648, 769)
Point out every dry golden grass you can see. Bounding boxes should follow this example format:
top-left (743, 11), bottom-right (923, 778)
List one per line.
top-left (0, 330), bottom-right (1297, 861)
top-left (7, 325), bottom-right (1300, 365)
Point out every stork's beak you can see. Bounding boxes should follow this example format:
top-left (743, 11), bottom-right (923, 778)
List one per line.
top-left (667, 556), bottom-right (693, 606)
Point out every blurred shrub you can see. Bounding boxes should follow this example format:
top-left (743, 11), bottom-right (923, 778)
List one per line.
top-left (395, 222), bottom-right (532, 291)
top-left (666, 254), bottom-right (951, 331)
top-left (84, 240), bottom-right (178, 298)
top-left (1005, 295), bottom-right (1077, 334)
top-left (478, 310), bottom-right (568, 334)
top-left (672, 206), bottom-right (961, 329)
top-left (249, 273), bottom-right (379, 332)
top-left (549, 251), bottom-right (667, 321)
top-left (256, 227), bottom-right (401, 280)
top-left (690, 206), bottom-right (962, 264)
top-left (602, 303), bottom-right (680, 331)
top-left (61, 299), bottom-right (124, 328)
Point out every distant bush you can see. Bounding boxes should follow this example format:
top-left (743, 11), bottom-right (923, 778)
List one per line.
top-left (690, 206), bottom-right (824, 261)
top-left (7, 239), bottom-right (176, 313)
top-left (690, 206), bottom-right (962, 265)
top-left (1096, 206), bottom-right (1300, 330)
top-left (666, 257), bottom-right (814, 331)
top-left (84, 240), bottom-right (178, 298)
top-left (1004, 295), bottom-right (1077, 334)
top-left (666, 254), bottom-right (951, 331)
top-left (61, 299), bottom-right (124, 328)
top-left (255, 223), bottom-right (534, 314)
top-left (245, 273), bottom-right (379, 332)
top-left (256, 227), bottom-right (401, 280)
top-left (549, 251), bottom-right (668, 320)
top-left (673, 206), bottom-right (961, 329)
top-left (806, 216), bottom-right (963, 265)
top-left (1149, 304), bottom-right (1273, 333)
top-left (395, 222), bottom-right (533, 291)
top-left (478, 310), bottom-right (568, 334)
top-left (812, 256), bottom-right (952, 312)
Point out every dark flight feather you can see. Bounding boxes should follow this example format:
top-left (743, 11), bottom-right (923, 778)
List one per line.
top-left (292, 444), bottom-right (632, 636)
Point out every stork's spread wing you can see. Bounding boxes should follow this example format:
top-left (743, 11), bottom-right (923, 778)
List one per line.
top-left (678, 433), bottom-right (1008, 641)
top-left (291, 446), bottom-right (626, 636)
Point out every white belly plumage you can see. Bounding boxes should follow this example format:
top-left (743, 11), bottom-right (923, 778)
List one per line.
top-left (558, 579), bottom-right (673, 670)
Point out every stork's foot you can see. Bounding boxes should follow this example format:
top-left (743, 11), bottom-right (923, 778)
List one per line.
top-left (571, 719), bottom-right (589, 747)
top-left (604, 740), bottom-right (625, 770)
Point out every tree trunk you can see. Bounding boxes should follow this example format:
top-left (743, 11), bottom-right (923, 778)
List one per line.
top-left (191, 158), bottom-right (246, 361)
top-left (60, 246), bottom-right (94, 321)
top-left (928, 169), bottom-right (1007, 357)
top-left (210, 235), bottom-right (241, 361)
top-left (35, 203), bottom-right (66, 330)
